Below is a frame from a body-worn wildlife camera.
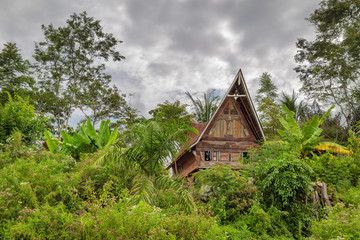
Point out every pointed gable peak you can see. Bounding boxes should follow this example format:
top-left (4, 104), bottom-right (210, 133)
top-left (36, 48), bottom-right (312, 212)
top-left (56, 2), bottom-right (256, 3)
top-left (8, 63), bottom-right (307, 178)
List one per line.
top-left (190, 69), bottom-right (265, 147)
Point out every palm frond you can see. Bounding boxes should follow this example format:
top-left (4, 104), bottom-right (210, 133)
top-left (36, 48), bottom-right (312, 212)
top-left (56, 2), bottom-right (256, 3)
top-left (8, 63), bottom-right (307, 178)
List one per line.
top-left (131, 174), bottom-right (156, 205)
top-left (154, 175), bottom-right (196, 213)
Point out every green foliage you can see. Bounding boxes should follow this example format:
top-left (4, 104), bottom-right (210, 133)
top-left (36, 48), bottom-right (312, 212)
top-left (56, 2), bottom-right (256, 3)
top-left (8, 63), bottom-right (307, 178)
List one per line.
top-left (310, 203), bottom-right (360, 240)
top-left (0, 94), bottom-right (46, 145)
top-left (255, 72), bottom-right (278, 101)
top-left (341, 186), bottom-right (360, 208)
top-left (122, 120), bottom-right (197, 212)
top-left (308, 153), bottom-right (360, 191)
top-left (149, 100), bottom-right (193, 125)
top-left (34, 11), bottom-right (126, 133)
top-left (45, 119), bottom-right (118, 159)
top-left (279, 90), bottom-right (309, 123)
top-left (0, 148), bottom-right (224, 239)
top-left (3, 200), bottom-right (225, 240)
top-left (126, 120), bottom-right (197, 175)
top-left (194, 165), bottom-right (257, 224)
top-left (255, 73), bottom-right (282, 139)
top-left (295, 0), bottom-right (360, 130)
top-left (255, 153), bottom-right (313, 238)
top-left (255, 154), bottom-right (313, 211)
top-left (186, 89), bottom-right (220, 123)
top-left (0, 42), bottom-right (36, 105)
top-left (277, 105), bottom-right (333, 157)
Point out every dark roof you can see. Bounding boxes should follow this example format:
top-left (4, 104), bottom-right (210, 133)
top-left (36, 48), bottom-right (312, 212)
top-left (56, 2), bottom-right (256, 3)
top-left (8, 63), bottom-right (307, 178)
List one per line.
top-left (167, 122), bottom-right (207, 169)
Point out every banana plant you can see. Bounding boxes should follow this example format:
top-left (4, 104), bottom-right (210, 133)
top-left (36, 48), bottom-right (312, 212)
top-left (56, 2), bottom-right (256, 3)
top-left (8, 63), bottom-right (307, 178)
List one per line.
top-left (277, 105), bottom-right (334, 157)
top-left (44, 119), bottom-right (118, 159)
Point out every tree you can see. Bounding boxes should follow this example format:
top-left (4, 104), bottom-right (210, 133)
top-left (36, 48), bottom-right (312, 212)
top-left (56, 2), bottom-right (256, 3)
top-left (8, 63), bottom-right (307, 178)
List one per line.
top-left (106, 120), bottom-right (197, 212)
top-left (186, 89), bottom-right (220, 123)
top-left (295, 0), bottom-right (360, 130)
top-left (279, 90), bottom-right (309, 122)
top-left (149, 100), bottom-right (193, 125)
top-left (0, 42), bottom-right (36, 105)
top-left (0, 94), bottom-right (46, 145)
top-left (78, 83), bottom-right (131, 126)
top-left (34, 12), bottom-right (125, 136)
top-left (255, 73), bottom-right (282, 138)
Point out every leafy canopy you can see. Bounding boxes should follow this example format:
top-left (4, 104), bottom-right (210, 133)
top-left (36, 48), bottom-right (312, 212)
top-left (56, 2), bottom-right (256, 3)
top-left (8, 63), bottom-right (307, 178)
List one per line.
top-left (34, 11), bottom-right (126, 134)
top-left (295, 0), bottom-right (360, 129)
top-left (0, 42), bottom-right (36, 105)
top-left (186, 89), bottom-right (220, 123)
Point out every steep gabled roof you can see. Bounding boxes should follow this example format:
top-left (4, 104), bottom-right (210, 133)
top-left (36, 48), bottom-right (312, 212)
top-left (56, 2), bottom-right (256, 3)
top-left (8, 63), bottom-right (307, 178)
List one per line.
top-left (167, 68), bottom-right (265, 169)
top-left (189, 68), bottom-right (265, 148)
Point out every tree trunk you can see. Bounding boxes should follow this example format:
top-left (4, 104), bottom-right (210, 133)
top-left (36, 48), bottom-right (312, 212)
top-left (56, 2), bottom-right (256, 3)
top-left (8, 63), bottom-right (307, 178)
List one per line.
top-left (311, 182), bottom-right (332, 208)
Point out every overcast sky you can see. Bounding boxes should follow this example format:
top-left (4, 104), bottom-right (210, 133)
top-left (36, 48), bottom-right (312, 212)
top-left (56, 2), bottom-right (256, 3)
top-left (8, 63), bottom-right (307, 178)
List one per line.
top-left (0, 0), bottom-right (321, 122)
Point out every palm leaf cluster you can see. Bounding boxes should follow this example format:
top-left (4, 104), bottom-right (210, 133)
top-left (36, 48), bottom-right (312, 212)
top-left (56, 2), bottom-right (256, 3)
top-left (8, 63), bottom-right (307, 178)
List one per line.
top-left (186, 90), bottom-right (220, 123)
top-left (101, 120), bottom-right (198, 212)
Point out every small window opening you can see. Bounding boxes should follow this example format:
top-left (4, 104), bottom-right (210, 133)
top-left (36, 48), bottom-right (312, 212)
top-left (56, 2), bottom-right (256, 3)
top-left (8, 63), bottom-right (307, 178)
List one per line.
top-left (205, 151), bottom-right (211, 161)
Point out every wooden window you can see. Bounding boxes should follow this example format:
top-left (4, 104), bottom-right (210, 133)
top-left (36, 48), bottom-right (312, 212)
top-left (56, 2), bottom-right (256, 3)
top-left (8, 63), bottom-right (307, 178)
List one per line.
top-left (213, 151), bottom-right (217, 161)
top-left (205, 151), bottom-right (211, 161)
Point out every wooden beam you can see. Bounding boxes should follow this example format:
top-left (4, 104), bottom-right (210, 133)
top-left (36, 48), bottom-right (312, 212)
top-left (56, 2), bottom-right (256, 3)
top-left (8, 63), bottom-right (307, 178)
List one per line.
top-left (227, 94), bottom-right (246, 97)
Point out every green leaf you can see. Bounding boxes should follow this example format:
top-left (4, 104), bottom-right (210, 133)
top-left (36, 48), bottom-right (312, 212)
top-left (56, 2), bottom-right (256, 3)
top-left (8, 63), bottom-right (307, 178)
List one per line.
top-left (44, 130), bottom-right (60, 153)
top-left (86, 118), bottom-right (96, 137)
top-left (104, 127), bottom-right (118, 149)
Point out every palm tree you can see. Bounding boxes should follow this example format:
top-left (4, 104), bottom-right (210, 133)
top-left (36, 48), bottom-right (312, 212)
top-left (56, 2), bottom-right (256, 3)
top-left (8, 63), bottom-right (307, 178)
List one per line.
top-left (186, 89), bottom-right (220, 123)
top-left (100, 119), bottom-right (198, 212)
top-left (279, 90), bottom-right (308, 122)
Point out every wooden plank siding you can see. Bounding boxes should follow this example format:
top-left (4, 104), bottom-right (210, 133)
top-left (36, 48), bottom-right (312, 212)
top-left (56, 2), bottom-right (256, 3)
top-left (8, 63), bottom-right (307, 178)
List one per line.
top-left (169, 69), bottom-right (265, 178)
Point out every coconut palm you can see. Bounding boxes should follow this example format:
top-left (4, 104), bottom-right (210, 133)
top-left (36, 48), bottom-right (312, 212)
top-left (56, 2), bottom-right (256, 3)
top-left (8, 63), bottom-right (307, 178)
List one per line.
top-left (186, 89), bottom-right (220, 123)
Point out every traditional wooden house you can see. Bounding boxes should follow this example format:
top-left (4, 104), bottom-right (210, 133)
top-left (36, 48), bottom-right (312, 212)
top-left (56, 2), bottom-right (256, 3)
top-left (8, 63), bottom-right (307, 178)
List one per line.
top-left (168, 69), bottom-right (265, 178)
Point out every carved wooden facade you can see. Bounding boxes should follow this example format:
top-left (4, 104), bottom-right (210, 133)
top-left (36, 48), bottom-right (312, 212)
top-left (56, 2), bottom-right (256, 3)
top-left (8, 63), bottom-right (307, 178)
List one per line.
top-left (168, 69), bottom-right (265, 178)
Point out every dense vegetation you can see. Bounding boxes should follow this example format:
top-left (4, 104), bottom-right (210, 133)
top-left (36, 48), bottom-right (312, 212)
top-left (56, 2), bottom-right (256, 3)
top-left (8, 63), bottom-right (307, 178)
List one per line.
top-left (1, 89), bottom-right (360, 239)
top-left (1, 0), bottom-right (360, 239)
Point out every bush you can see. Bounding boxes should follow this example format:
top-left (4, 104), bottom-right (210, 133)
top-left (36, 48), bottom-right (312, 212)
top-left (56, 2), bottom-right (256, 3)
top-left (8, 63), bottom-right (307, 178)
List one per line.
top-left (255, 153), bottom-right (314, 238)
top-left (194, 164), bottom-right (257, 224)
top-left (0, 94), bottom-right (47, 145)
top-left (3, 200), bottom-right (226, 240)
top-left (310, 203), bottom-right (360, 239)
top-left (307, 152), bottom-right (359, 191)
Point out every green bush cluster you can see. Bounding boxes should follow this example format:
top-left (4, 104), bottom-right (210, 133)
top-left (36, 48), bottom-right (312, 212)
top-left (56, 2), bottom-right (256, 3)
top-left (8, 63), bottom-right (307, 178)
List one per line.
top-left (0, 144), bottom-right (226, 239)
top-left (0, 94), bottom-right (47, 145)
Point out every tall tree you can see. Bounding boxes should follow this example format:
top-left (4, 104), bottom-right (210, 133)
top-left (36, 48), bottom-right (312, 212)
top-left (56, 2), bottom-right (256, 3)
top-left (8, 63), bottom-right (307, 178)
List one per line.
top-left (185, 89), bottom-right (220, 123)
top-left (295, 0), bottom-right (360, 130)
top-left (0, 42), bottom-right (36, 105)
top-left (78, 83), bottom-right (131, 126)
top-left (255, 72), bottom-right (282, 138)
top-left (34, 12), bottom-right (125, 135)
top-left (149, 100), bottom-right (193, 125)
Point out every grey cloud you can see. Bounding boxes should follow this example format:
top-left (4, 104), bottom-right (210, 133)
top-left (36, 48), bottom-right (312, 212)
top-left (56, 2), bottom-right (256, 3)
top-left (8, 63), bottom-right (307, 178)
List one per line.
top-left (0, 0), bottom-right (323, 122)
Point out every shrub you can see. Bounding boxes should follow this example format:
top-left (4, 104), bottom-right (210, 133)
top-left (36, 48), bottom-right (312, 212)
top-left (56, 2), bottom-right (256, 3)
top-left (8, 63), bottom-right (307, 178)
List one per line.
top-left (3, 200), bottom-right (226, 240)
top-left (255, 153), bottom-right (313, 238)
top-left (194, 164), bottom-right (257, 224)
top-left (0, 94), bottom-right (46, 145)
top-left (308, 152), bottom-right (359, 191)
top-left (310, 203), bottom-right (360, 239)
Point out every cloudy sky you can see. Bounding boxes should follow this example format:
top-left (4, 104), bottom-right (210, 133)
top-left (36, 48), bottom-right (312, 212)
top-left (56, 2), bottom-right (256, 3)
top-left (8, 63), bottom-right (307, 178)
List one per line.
top-left (0, 0), bottom-right (321, 121)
